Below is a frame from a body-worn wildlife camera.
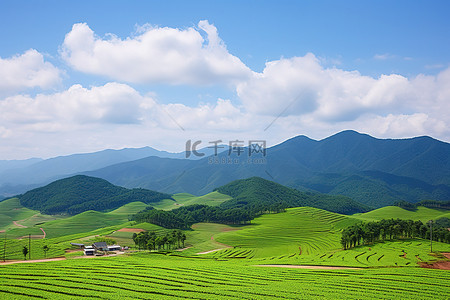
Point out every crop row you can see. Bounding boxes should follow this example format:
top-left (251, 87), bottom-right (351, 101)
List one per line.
top-left (1, 254), bottom-right (448, 299)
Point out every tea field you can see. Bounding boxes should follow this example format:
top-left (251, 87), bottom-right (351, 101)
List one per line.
top-left (0, 254), bottom-right (448, 299)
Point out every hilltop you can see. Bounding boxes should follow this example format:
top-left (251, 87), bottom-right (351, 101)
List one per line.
top-left (216, 177), bottom-right (368, 214)
top-left (18, 175), bottom-right (172, 215)
top-left (84, 131), bottom-right (450, 207)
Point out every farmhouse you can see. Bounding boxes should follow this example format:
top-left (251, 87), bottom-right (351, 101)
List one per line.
top-left (84, 246), bottom-right (96, 256)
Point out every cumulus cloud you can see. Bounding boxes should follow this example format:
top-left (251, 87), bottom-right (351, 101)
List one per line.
top-left (61, 21), bottom-right (252, 85)
top-left (237, 53), bottom-right (411, 121)
top-left (0, 82), bottom-right (153, 127)
top-left (0, 49), bottom-right (61, 95)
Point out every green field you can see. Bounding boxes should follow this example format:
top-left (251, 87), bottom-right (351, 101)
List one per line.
top-left (353, 206), bottom-right (450, 222)
top-left (1, 197), bottom-right (449, 299)
top-left (208, 206), bottom-right (450, 267)
top-left (0, 198), bottom-right (63, 231)
top-left (151, 192), bottom-right (231, 210)
top-left (0, 254), bottom-right (448, 299)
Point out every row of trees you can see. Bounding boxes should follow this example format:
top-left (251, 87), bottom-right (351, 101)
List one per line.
top-left (131, 205), bottom-right (253, 229)
top-left (395, 200), bottom-right (450, 211)
top-left (132, 230), bottom-right (186, 251)
top-left (341, 218), bottom-right (450, 250)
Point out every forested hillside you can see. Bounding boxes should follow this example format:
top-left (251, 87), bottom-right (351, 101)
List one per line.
top-left (216, 177), bottom-right (368, 215)
top-left (19, 175), bottom-right (172, 215)
top-left (131, 177), bottom-right (369, 229)
top-left (85, 131), bottom-right (450, 207)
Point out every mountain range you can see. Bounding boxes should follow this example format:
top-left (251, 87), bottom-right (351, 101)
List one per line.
top-left (84, 131), bottom-right (450, 207)
top-left (2, 130), bottom-right (450, 208)
top-left (0, 145), bottom-right (224, 197)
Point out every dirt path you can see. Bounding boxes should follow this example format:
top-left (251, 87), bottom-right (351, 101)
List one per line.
top-left (197, 248), bottom-right (228, 255)
top-left (175, 247), bottom-right (191, 252)
top-left (40, 228), bottom-right (46, 238)
top-left (0, 257), bottom-right (66, 265)
top-left (254, 264), bottom-right (363, 270)
top-left (12, 221), bottom-right (26, 228)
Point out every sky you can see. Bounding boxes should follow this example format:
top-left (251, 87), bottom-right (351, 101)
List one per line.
top-left (0, 0), bottom-right (449, 159)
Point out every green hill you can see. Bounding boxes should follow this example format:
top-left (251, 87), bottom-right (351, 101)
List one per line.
top-left (353, 205), bottom-right (450, 222)
top-left (216, 177), bottom-right (369, 214)
top-left (0, 198), bottom-right (62, 231)
top-left (19, 175), bottom-right (173, 215)
top-left (211, 206), bottom-right (450, 266)
top-left (86, 131), bottom-right (450, 207)
top-left (151, 191), bottom-right (232, 210)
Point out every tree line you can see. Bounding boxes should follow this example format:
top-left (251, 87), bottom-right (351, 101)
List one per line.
top-left (394, 200), bottom-right (450, 211)
top-left (132, 230), bottom-right (186, 250)
top-left (130, 205), bottom-right (253, 229)
top-left (341, 217), bottom-right (450, 250)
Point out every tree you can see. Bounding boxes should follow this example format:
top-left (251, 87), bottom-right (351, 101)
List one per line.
top-left (181, 233), bottom-right (187, 248)
top-left (22, 246), bottom-right (28, 260)
top-left (43, 245), bottom-right (49, 258)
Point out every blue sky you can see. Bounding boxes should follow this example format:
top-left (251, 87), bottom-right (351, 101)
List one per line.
top-left (0, 1), bottom-right (449, 159)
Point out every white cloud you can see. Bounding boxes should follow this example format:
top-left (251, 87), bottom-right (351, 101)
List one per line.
top-left (0, 82), bottom-right (153, 127)
top-left (0, 49), bottom-right (61, 95)
top-left (61, 21), bottom-right (252, 85)
top-left (237, 53), bottom-right (411, 121)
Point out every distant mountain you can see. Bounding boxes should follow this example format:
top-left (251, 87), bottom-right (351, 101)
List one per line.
top-left (0, 157), bottom-right (43, 173)
top-left (0, 146), bottom-right (225, 198)
top-left (85, 131), bottom-right (450, 207)
top-left (18, 175), bottom-right (172, 215)
top-left (216, 177), bottom-right (368, 214)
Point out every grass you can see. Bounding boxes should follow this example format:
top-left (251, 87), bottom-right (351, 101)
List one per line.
top-left (0, 198), bottom-right (63, 231)
top-left (0, 201), bottom-right (449, 298)
top-left (0, 254), bottom-right (448, 299)
top-left (210, 206), bottom-right (450, 266)
top-left (215, 207), bottom-right (354, 258)
top-left (151, 191), bottom-right (231, 210)
top-left (107, 201), bottom-right (149, 216)
top-left (352, 206), bottom-right (450, 222)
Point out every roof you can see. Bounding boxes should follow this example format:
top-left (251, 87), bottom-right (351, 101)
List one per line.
top-left (93, 242), bottom-right (108, 249)
top-left (70, 243), bottom-right (85, 246)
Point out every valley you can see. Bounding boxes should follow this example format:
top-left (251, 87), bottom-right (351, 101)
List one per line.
top-left (1, 132), bottom-right (450, 299)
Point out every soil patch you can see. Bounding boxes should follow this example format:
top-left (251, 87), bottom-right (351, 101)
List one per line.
top-left (419, 261), bottom-right (450, 270)
top-left (254, 264), bottom-right (363, 270)
top-left (0, 230), bottom-right (5, 233)
top-left (419, 253), bottom-right (450, 270)
top-left (117, 228), bottom-right (145, 233)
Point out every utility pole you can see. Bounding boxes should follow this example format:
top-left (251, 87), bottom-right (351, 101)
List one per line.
top-left (28, 233), bottom-right (31, 260)
top-left (428, 220), bottom-right (433, 253)
top-left (2, 231), bottom-right (6, 262)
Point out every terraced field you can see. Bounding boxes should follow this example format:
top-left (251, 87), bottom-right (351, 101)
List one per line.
top-left (0, 198), bottom-right (62, 232)
top-left (0, 254), bottom-right (448, 299)
top-left (214, 207), bottom-right (356, 258)
top-left (151, 192), bottom-right (231, 210)
top-left (353, 206), bottom-right (450, 222)
top-left (209, 206), bottom-right (450, 267)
